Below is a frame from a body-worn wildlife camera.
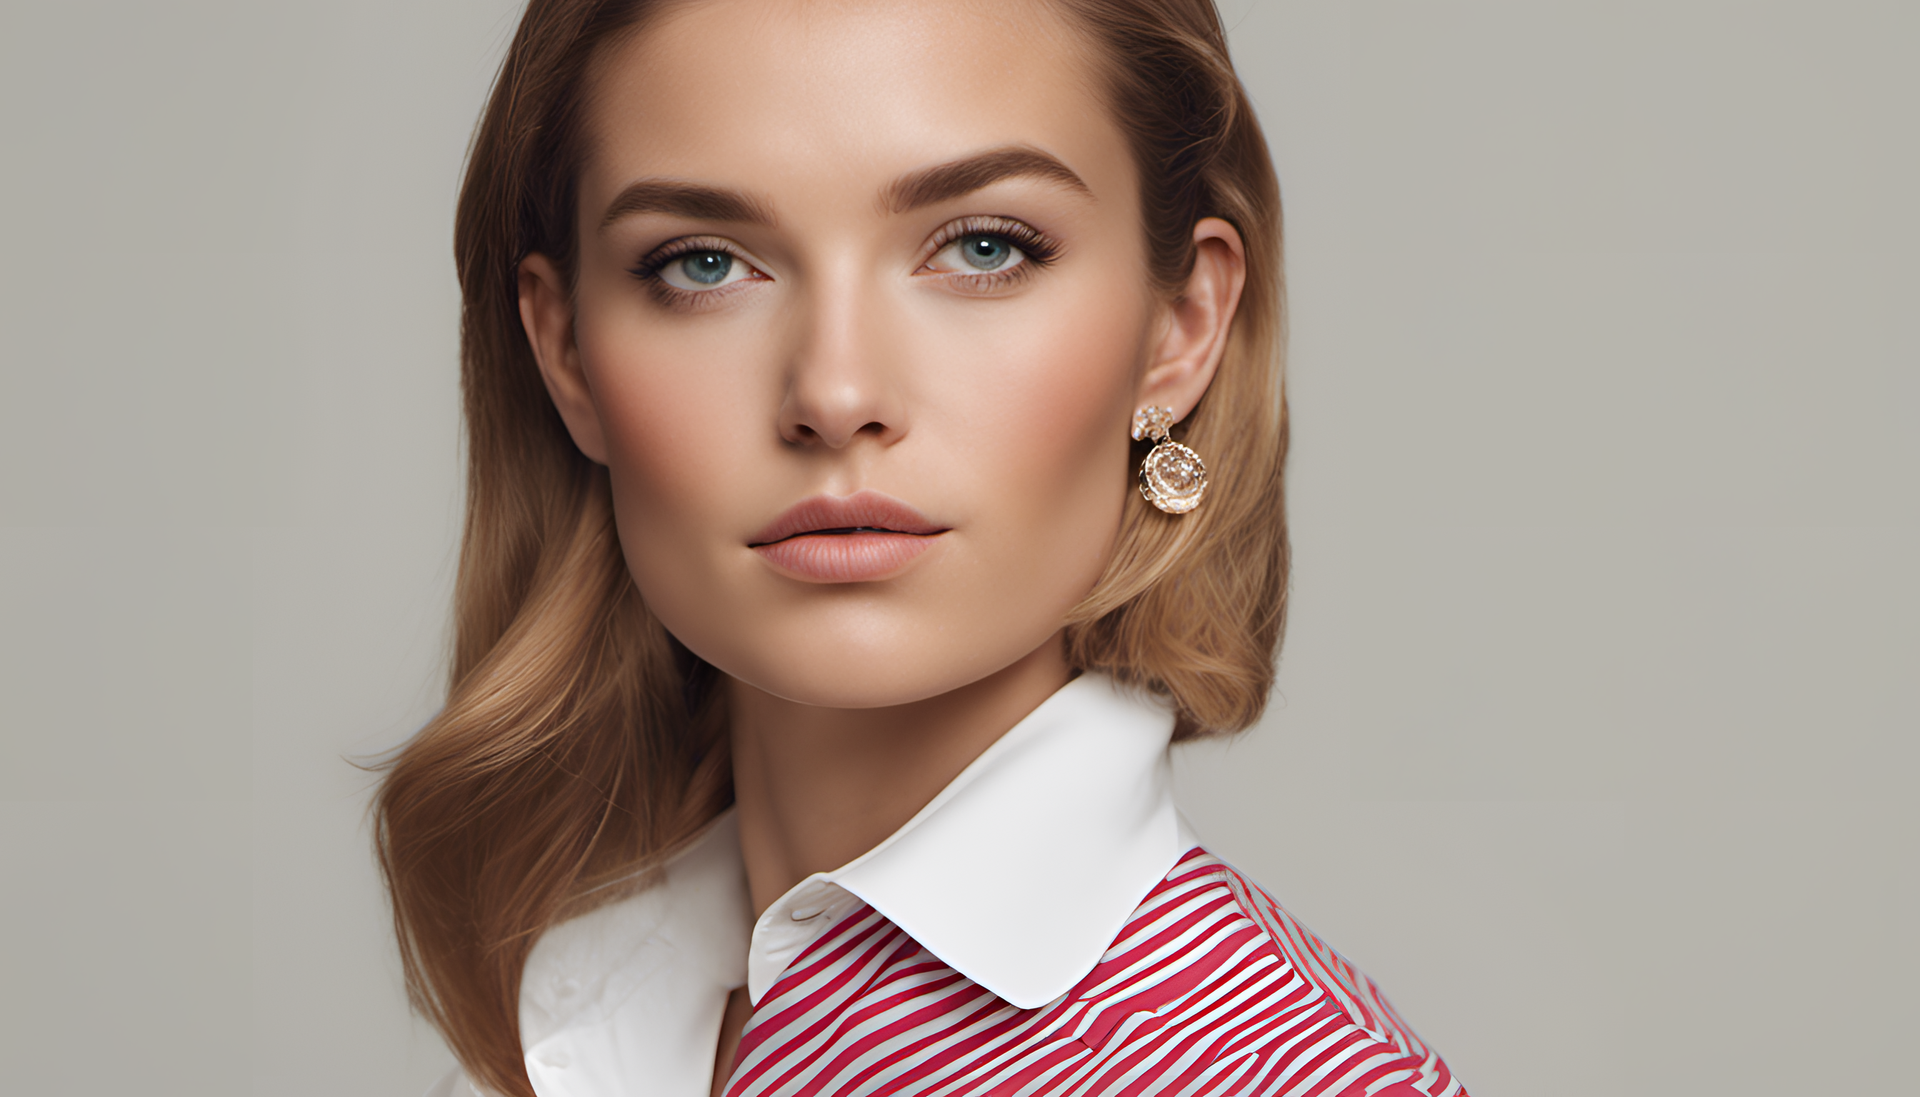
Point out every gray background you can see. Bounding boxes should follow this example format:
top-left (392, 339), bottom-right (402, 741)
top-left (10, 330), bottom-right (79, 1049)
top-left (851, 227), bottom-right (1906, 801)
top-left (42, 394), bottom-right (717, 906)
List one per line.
top-left (1, 1), bottom-right (1912, 1094)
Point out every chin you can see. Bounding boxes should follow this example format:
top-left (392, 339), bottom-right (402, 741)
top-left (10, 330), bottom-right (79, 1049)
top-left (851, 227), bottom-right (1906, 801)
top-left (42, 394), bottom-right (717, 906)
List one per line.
top-left (680, 604), bottom-right (1055, 710)
top-left (720, 642), bottom-right (1005, 710)
top-left (640, 565), bottom-right (1078, 712)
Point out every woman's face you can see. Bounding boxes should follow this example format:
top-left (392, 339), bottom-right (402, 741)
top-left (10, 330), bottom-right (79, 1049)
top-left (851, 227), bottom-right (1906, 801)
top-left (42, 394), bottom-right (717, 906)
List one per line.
top-left (522, 0), bottom-right (1238, 708)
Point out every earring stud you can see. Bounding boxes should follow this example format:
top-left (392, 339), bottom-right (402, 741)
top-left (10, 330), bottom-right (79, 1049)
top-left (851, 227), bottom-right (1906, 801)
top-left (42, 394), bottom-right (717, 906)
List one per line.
top-left (1131, 405), bottom-right (1208, 514)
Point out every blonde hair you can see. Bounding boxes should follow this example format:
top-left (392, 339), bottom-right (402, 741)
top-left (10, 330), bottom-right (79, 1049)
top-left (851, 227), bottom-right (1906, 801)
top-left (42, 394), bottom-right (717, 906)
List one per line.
top-left (375, 1), bottom-right (1286, 1093)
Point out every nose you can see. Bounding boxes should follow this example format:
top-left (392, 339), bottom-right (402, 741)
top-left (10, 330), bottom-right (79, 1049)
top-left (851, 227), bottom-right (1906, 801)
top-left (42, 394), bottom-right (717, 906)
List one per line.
top-left (776, 267), bottom-right (907, 450)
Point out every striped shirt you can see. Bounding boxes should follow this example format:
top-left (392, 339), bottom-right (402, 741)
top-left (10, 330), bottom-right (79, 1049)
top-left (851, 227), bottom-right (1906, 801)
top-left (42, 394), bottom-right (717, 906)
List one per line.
top-left (432, 675), bottom-right (1464, 1097)
top-left (726, 849), bottom-right (1462, 1096)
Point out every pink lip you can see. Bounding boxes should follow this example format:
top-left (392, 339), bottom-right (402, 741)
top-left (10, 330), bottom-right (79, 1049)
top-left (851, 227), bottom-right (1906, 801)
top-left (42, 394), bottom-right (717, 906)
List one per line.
top-left (749, 491), bottom-right (949, 584)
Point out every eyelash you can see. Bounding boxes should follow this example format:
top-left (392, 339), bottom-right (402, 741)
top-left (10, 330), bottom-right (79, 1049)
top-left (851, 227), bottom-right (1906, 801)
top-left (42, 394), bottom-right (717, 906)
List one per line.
top-left (922, 216), bottom-right (1061, 290)
top-left (630, 235), bottom-right (754, 308)
top-left (627, 216), bottom-right (1063, 306)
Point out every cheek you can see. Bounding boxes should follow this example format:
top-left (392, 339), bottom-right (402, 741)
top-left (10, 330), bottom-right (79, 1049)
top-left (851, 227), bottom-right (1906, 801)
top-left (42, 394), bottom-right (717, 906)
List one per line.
top-left (926, 274), bottom-right (1154, 580)
top-left (570, 297), bottom-right (774, 582)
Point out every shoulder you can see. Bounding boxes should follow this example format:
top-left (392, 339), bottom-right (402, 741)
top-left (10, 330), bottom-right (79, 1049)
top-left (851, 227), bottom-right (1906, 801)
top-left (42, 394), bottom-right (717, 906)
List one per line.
top-left (1074, 847), bottom-right (1470, 1097)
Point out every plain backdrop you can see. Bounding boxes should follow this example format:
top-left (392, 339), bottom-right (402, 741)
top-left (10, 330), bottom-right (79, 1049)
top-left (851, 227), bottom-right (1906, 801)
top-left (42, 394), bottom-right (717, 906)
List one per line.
top-left (1, 2), bottom-right (1913, 1094)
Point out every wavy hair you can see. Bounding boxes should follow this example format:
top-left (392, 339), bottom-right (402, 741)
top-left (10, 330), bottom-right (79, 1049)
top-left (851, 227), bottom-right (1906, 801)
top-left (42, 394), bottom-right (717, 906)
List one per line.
top-left (375, 1), bottom-right (1286, 1093)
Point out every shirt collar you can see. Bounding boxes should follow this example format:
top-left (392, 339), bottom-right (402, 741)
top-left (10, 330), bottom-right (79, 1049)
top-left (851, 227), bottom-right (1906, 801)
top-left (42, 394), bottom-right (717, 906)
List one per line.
top-left (747, 671), bottom-right (1183, 1008)
top-left (515, 672), bottom-right (1187, 1097)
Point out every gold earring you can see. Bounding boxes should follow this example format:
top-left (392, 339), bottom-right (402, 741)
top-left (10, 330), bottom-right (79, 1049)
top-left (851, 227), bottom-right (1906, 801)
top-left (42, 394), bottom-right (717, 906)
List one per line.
top-left (1132, 405), bottom-right (1208, 514)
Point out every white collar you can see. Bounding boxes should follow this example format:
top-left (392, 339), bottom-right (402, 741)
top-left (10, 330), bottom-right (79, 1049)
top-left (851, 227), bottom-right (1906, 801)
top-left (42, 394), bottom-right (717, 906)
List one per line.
top-left (513, 673), bottom-right (1190, 1097)
top-left (747, 672), bottom-right (1184, 1007)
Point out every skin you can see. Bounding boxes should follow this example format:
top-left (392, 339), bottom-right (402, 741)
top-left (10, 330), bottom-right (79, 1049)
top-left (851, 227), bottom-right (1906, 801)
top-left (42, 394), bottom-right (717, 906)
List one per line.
top-left (516, 0), bottom-right (1245, 1087)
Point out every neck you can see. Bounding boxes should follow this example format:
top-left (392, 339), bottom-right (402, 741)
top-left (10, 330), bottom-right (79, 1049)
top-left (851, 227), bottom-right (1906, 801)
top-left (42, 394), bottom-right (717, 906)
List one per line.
top-left (727, 634), bottom-right (1072, 916)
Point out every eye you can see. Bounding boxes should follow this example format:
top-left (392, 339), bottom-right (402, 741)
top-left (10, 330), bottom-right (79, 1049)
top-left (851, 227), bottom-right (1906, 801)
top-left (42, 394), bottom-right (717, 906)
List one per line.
top-left (655, 248), bottom-right (756, 291)
top-left (926, 232), bottom-right (1028, 275)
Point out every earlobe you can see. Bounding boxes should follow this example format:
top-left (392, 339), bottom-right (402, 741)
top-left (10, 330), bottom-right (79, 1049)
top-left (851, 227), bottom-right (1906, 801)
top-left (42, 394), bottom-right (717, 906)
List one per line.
top-left (518, 254), bottom-right (610, 465)
top-left (1137, 217), bottom-right (1247, 421)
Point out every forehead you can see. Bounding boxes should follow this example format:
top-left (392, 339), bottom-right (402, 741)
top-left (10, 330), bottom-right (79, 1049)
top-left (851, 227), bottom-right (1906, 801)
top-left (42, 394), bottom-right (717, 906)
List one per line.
top-left (582, 0), bottom-right (1125, 210)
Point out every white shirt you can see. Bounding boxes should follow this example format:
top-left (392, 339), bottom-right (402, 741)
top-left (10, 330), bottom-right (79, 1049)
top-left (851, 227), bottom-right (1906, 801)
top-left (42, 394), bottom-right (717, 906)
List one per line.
top-left (431, 673), bottom-right (1191, 1097)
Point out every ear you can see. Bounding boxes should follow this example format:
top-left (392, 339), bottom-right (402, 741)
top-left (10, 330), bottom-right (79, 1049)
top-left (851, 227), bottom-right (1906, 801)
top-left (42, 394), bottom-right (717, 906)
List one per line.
top-left (518, 253), bottom-right (610, 465)
top-left (1137, 217), bottom-right (1247, 422)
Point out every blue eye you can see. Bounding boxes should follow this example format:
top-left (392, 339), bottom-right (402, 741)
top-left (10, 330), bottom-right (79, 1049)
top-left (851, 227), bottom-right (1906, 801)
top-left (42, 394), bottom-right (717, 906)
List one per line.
top-left (958, 234), bottom-right (1012, 271)
top-left (927, 231), bottom-right (1030, 278)
top-left (652, 245), bottom-right (757, 293)
top-left (679, 251), bottom-right (732, 284)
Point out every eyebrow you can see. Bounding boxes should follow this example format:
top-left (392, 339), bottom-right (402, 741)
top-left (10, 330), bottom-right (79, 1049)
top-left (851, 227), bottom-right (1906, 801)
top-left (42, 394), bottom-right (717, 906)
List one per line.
top-left (599, 181), bottom-right (776, 230)
top-left (598, 146), bottom-right (1091, 232)
top-left (882, 146), bottom-right (1092, 213)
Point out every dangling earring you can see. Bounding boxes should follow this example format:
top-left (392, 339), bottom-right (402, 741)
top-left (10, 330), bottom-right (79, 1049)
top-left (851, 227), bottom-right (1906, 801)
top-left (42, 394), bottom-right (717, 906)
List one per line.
top-left (1132, 405), bottom-right (1208, 514)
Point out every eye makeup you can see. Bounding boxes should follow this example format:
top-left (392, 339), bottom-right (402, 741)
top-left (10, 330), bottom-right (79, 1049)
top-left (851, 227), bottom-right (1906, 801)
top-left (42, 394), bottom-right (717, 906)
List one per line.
top-left (626, 214), bottom-right (1064, 309)
top-left (918, 215), bottom-right (1061, 293)
top-left (629, 234), bottom-right (768, 309)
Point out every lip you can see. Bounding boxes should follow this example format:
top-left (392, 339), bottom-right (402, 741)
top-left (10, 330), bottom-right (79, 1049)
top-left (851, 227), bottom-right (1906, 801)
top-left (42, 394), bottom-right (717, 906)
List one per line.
top-left (749, 490), bottom-right (949, 584)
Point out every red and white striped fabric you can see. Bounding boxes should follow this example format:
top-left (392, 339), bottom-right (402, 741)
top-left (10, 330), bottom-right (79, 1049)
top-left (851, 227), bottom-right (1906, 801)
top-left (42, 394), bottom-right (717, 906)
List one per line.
top-left (724, 848), bottom-right (1463, 1097)
top-left (432, 675), bottom-right (1465, 1097)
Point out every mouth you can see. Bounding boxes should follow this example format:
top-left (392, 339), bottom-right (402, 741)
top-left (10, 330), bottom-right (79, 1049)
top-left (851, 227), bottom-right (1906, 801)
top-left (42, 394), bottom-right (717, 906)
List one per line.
top-left (749, 491), bottom-right (949, 583)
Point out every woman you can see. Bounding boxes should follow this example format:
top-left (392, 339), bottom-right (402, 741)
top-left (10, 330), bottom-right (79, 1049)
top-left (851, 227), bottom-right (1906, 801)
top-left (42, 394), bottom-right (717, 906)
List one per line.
top-left (379, 1), bottom-right (1466, 1095)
